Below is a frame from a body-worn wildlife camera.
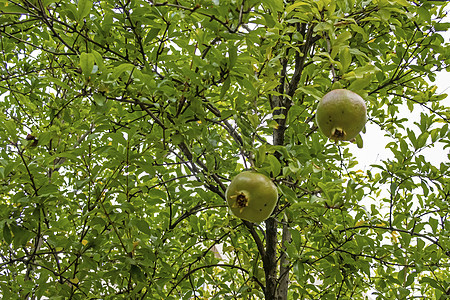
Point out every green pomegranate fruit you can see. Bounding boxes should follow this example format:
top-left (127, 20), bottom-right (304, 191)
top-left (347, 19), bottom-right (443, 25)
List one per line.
top-left (315, 89), bottom-right (367, 141)
top-left (225, 171), bottom-right (278, 223)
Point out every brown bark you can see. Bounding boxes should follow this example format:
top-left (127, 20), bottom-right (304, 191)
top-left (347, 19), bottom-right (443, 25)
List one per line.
top-left (264, 217), bottom-right (278, 300)
top-left (276, 219), bottom-right (291, 300)
top-left (264, 20), bottom-right (318, 300)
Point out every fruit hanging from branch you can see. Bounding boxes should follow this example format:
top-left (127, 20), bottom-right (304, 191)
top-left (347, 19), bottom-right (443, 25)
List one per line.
top-left (315, 89), bottom-right (367, 141)
top-left (225, 171), bottom-right (278, 223)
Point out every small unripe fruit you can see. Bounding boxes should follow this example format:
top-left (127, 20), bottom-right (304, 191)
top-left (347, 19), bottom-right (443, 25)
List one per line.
top-left (225, 171), bottom-right (278, 223)
top-left (315, 89), bottom-right (367, 141)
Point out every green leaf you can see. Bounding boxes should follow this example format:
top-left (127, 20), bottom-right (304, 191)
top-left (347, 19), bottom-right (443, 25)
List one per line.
top-left (293, 261), bottom-right (304, 281)
top-left (111, 63), bottom-right (135, 80)
top-left (10, 224), bottom-right (34, 247)
top-left (417, 7), bottom-right (431, 23)
top-left (428, 218), bottom-right (438, 233)
top-left (333, 31), bottom-right (352, 49)
top-left (286, 2), bottom-right (309, 15)
top-left (3, 223), bottom-right (12, 244)
top-left (130, 265), bottom-right (146, 282)
top-left (421, 277), bottom-right (445, 291)
top-left (393, 0), bottom-right (410, 6)
top-left (267, 154), bottom-right (281, 177)
top-left (279, 184), bottom-right (297, 202)
top-left (77, 0), bottom-right (93, 20)
top-left (291, 229), bottom-right (302, 251)
top-left (3, 119), bottom-right (17, 139)
top-left (238, 77), bottom-right (257, 95)
top-left (262, 14), bottom-right (276, 28)
top-left (0, 2), bottom-right (28, 13)
top-left (339, 47), bottom-right (352, 73)
top-left (80, 52), bottom-right (95, 78)
top-left (91, 50), bottom-right (105, 71)
top-left (133, 219), bottom-right (152, 235)
top-left (145, 27), bottom-right (161, 44)
top-left (398, 286), bottom-right (410, 297)
top-left (350, 24), bottom-right (369, 41)
top-left (416, 132), bottom-right (429, 149)
top-left (228, 45), bottom-right (237, 69)
top-left (355, 133), bottom-right (363, 148)
top-left (43, 77), bottom-right (71, 90)
top-left (39, 183), bottom-right (59, 196)
top-left (262, 0), bottom-right (283, 12)
top-left (434, 22), bottom-right (450, 32)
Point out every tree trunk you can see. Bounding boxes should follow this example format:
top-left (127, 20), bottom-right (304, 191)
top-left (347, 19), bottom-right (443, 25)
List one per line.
top-left (264, 217), bottom-right (278, 299)
top-left (266, 52), bottom-right (291, 300)
top-left (276, 219), bottom-right (291, 300)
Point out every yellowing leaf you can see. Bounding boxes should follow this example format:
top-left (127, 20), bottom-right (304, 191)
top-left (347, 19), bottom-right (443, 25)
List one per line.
top-left (391, 231), bottom-right (399, 243)
top-left (81, 239), bottom-right (88, 246)
top-left (355, 220), bottom-right (365, 227)
top-left (70, 278), bottom-right (79, 284)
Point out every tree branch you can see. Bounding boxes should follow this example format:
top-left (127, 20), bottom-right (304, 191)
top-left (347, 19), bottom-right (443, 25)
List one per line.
top-left (342, 225), bottom-right (450, 257)
top-left (243, 221), bottom-right (266, 258)
top-left (276, 217), bottom-right (291, 300)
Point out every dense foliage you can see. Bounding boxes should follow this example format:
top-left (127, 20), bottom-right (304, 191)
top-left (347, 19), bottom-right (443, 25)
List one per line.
top-left (0, 0), bottom-right (449, 298)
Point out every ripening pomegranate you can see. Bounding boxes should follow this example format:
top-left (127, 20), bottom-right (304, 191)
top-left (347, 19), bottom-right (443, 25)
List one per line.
top-left (225, 171), bottom-right (278, 223)
top-left (315, 89), bottom-right (367, 141)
